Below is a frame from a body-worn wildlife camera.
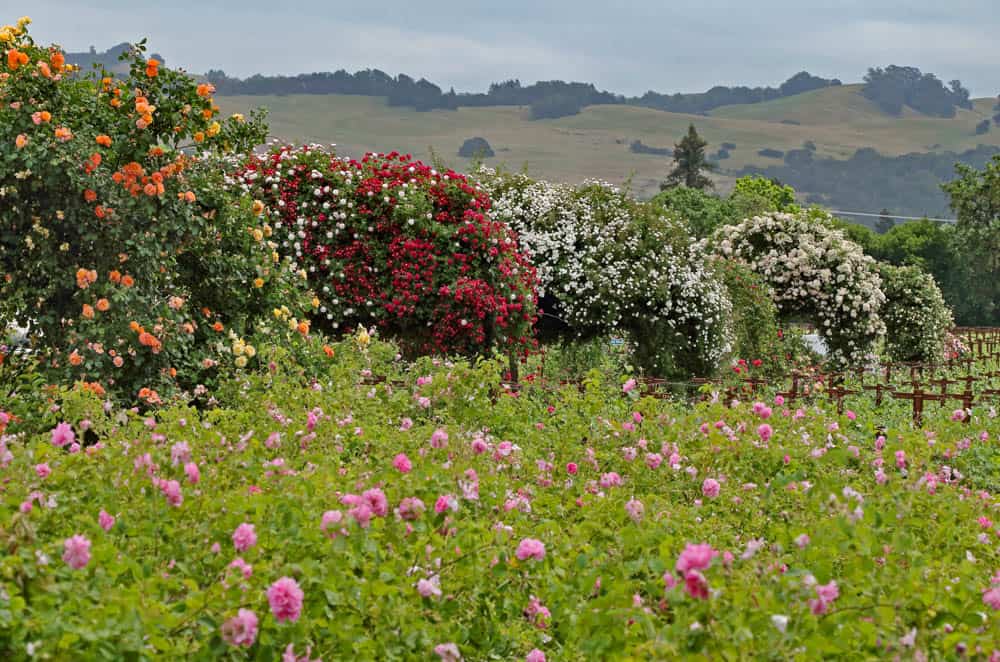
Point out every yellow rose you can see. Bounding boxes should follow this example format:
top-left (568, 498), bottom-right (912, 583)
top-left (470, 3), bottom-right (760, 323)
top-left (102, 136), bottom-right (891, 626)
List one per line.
top-left (357, 328), bottom-right (370, 348)
top-left (253, 277), bottom-right (264, 288)
top-left (206, 121), bottom-right (221, 137)
top-left (0, 27), bottom-right (13, 43)
top-left (17, 16), bottom-right (31, 27)
top-left (244, 345), bottom-right (256, 358)
top-left (263, 224), bottom-right (272, 237)
top-left (234, 355), bottom-right (248, 368)
top-left (252, 229), bottom-right (263, 242)
top-left (231, 113), bottom-right (245, 123)
top-left (311, 297), bottom-right (320, 308)
top-left (232, 341), bottom-right (245, 356)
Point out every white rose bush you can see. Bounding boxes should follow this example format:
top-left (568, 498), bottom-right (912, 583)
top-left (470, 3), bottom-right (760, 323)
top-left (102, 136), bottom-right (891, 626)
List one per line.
top-left (480, 169), bottom-right (732, 378)
top-left (879, 264), bottom-right (954, 363)
top-left (712, 210), bottom-right (887, 366)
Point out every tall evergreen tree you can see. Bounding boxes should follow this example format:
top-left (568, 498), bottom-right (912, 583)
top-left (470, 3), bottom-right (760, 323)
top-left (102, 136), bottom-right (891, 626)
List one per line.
top-left (875, 208), bottom-right (896, 234)
top-left (661, 124), bottom-right (715, 190)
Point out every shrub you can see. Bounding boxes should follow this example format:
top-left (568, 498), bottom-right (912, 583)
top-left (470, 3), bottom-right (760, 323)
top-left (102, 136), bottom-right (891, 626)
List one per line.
top-left (457, 137), bottom-right (494, 158)
top-left (711, 258), bottom-right (783, 375)
top-left (233, 146), bottom-right (539, 359)
top-left (712, 210), bottom-right (886, 365)
top-left (878, 264), bottom-right (953, 363)
top-left (481, 169), bottom-right (731, 378)
top-left (0, 20), bottom-right (309, 402)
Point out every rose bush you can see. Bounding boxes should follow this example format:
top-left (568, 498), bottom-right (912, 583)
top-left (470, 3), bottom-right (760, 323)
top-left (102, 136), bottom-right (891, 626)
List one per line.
top-left (232, 146), bottom-right (538, 359)
top-left (879, 264), bottom-right (954, 363)
top-left (1, 337), bottom-right (999, 659)
top-left (711, 210), bottom-right (886, 366)
top-left (0, 20), bottom-right (311, 402)
top-left (480, 169), bottom-right (732, 378)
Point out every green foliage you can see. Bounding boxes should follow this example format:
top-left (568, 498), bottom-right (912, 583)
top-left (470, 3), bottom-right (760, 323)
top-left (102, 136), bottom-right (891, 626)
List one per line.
top-left (711, 258), bottom-right (783, 375)
top-left (649, 187), bottom-right (735, 238)
top-left (729, 175), bottom-right (798, 219)
top-left (942, 155), bottom-right (1000, 325)
top-left (878, 264), bottom-right (954, 363)
top-left (661, 124), bottom-right (714, 191)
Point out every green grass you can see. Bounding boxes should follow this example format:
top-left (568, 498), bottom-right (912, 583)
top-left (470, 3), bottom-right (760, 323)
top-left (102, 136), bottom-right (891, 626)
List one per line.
top-left (216, 88), bottom-right (1000, 199)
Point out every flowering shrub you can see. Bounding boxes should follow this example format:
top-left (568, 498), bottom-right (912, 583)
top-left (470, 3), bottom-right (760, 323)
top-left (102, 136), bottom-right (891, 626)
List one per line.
top-left (480, 169), bottom-right (731, 378)
top-left (0, 20), bottom-right (310, 401)
top-left (712, 210), bottom-right (886, 365)
top-left (2, 340), bottom-right (1000, 658)
top-left (878, 264), bottom-right (954, 363)
top-left (232, 146), bottom-right (538, 358)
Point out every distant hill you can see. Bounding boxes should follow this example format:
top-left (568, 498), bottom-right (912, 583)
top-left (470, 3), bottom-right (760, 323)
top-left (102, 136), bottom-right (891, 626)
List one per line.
top-left (215, 84), bottom-right (1000, 215)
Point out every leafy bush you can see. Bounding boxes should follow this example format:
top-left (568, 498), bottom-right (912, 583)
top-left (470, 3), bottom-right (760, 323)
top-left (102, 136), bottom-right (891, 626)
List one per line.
top-left (711, 258), bottom-right (783, 374)
top-left (0, 20), bottom-right (311, 402)
top-left (712, 210), bottom-right (886, 365)
top-left (481, 169), bottom-right (731, 378)
top-left (878, 264), bottom-right (953, 363)
top-left (650, 187), bottom-right (735, 238)
top-left (234, 146), bottom-right (539, 359)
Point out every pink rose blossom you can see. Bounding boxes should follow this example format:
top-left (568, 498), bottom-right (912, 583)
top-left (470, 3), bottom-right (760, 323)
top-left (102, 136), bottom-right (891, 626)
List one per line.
top-left (702, 478), bottom-right (721, 499)
top-left (35, 463), bottom-right (51, 478)
top-left (622, 378), bottom-right (636, 393)
top-left (675, 543), bottom-right (718, 574)
top-left (267, 576), bottom-right (304, 622)
top-left (161, 479), bottom-right (183, 507)
top-left (516, 538), bottom-right (546, 561)
top-left (625, 498), bottom-right (644, 523)
top-left (232, 523), bottom-right (257, 552)
top-left (566, 462), bottom-right (578, 475)
top-left (417, 575), bottom-right (442, 598)
top-left (185, 462), bottom-right (201, 484)
top-left (434, 643), bottom-right (462, 661)
top-left (397, 497), bottom-right (425, 520)
top-left (430, 428), bottom-right (449, 448)
top-left (99, 510), bottom-right (115, 531)
top-left (525, 649), bottom-right (546, 662)
top-left (392, 453), bottom-right (412, 473)
top-left (757, 423), bottom-right (773, 442)
top-left (62, 534), bottom-right (92, 570)
top-left (51, 422), bottom-right (75, 447)
top-left (221, 608), bottom-right (258, 647)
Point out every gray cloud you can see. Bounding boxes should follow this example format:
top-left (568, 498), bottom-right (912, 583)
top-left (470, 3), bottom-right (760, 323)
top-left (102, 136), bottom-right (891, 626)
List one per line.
top-left (22, 0), bottom-right (1000, 96)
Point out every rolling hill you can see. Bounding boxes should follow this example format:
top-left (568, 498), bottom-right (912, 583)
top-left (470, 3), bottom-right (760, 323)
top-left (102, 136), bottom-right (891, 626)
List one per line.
top-left (215, 85), bottom-right (1000, 210)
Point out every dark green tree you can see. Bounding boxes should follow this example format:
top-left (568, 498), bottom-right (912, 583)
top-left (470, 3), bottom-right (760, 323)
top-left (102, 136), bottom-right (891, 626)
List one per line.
top-left (942, 156), bottom-right (1000, 324)
top-left (661, 124), bottom-right (715, 190)
top-left (875, 208), bottom-right (896, 234)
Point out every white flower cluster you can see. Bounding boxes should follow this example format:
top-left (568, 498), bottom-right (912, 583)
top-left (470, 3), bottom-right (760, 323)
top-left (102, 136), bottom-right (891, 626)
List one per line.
top-left (480, 169), bottom-right (732, 375)
top-left (713, 210), bottom-right (886, 365)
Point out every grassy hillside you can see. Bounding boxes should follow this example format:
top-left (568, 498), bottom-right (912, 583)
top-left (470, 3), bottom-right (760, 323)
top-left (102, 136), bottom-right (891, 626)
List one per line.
top-left (216, 87), bottom-right (1000, 200)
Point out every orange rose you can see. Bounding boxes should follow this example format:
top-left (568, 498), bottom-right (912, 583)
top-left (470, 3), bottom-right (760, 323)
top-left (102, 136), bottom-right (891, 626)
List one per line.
top-left (96, 134), bottom-right (112, 147)
top-left (84, 189), bottom-right (97, 203)
top-left (193, 131), bottom-right (205, 143)
top-left (212, 321), bottom-right (224, 332)
top-left (37, 61), bottom-right (51, 78)
top-left (14, 133), bottom-right (27, 149)
top-left (113, 356), bottom-right (124, 368)
top-left (196, 82), bottom-right (215, 98)
top-left (39, 111), bottom-right (51, 123)
top-left (81, 304), bottom-right (95, 319)
top-left (297, 321), bottom-right (310, 336)
top-left (69, 350), bottom-right (83, 366)
top-left (50, 51), bottom-right (65, 71)
top-left (121, 274), bottom-right (134, 287)
top-left (96, 298), bottom-right (110, 312)
top-left (145, 58), bottom-right (159, 78)
top-left (109, 270), bottom-right (121, 284)
top-left (323, 345), bottom-right (335, 358)
top-left (54, 126), bottom-right (72, 142)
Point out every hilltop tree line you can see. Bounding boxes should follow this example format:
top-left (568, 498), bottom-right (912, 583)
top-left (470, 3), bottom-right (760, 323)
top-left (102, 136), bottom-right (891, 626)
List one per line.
top-left (862, 66), bottom-right (972, 118)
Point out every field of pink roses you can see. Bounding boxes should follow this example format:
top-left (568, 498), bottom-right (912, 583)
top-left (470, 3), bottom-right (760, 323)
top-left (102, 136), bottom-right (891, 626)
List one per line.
top-left (2, 338), bottom-right (1000, 660)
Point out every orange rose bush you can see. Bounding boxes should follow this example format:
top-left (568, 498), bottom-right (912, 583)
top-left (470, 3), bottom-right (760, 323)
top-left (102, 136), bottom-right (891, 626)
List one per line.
top-left (0, 20), bottom-right (311, 401)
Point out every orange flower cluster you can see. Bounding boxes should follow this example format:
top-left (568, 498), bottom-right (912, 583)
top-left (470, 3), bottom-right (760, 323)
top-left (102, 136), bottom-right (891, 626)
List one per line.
top-left (83, 152), bottom-right (101, 174)
top-left (75, 268), bottom-right (97, 289)
top-left (137, 387), bottom-right (161, 404)
top-left (80, 381), bottom-right (105, 397)
top-left (145, 58), bottom-right (159, 78)
top-left (134, 94), bottom-right (155, 129)
top-left (196, 83), bottom-right (215, 98)
top-left (95, 134), bottom-right (112, 147)
top-left (129, 321), bottom-right (163, 353)
top-left (68, 349), bottom-right (83, 365)
top-left (54, 126), bottom-right (72, 142)
top-left (110, 157), bottom-right (186, 198)
top-left (6, 48), bottom-right (29, 69)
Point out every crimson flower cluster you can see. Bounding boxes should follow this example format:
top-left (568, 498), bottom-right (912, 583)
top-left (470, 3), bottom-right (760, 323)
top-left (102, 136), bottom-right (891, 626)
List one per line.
top-left (234, 145), bottom-right (538, 356)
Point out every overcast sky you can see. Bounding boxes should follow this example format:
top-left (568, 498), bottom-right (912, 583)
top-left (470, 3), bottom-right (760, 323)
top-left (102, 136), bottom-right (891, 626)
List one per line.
top-left (23, 0), bottom-right (1000, 97)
